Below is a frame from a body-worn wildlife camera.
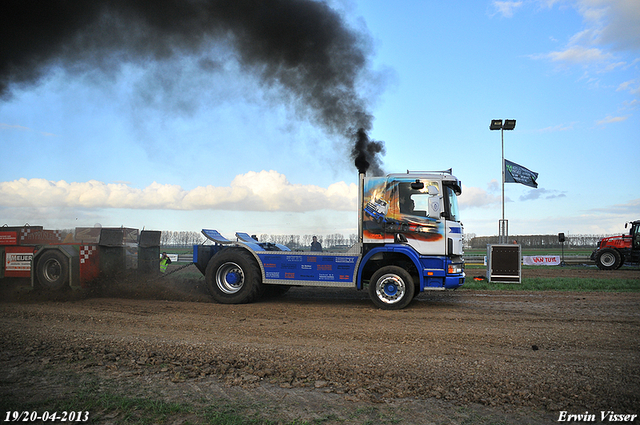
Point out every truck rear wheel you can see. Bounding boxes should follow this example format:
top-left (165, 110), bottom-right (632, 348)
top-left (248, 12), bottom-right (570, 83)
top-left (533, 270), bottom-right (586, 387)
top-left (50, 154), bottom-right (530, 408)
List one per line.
top-left (205, 248), bottom-right (263, 304)
top-left (368, 266), bottom-right (415, 310)
top-left (595, 249), bottom-right (622, 270)
top-left (35, 250), bottom-right (69, 291)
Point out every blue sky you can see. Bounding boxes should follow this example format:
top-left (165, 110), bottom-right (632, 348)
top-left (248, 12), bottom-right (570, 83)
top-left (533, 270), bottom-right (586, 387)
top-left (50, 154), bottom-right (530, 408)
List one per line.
top-left (1, 0), bottom-right (639, 239)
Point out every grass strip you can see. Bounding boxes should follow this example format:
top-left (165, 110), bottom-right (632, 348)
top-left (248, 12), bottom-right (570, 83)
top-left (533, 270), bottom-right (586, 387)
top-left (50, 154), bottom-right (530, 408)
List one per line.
top-left (463, 278), bottom-right (640, 292)
top-left (462, 265), bottom-right (640, 292)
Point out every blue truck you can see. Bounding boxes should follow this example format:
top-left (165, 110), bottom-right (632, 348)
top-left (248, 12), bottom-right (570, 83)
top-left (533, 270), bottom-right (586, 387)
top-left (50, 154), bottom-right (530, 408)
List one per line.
top-left (193, 170), bottom-right (465, 309)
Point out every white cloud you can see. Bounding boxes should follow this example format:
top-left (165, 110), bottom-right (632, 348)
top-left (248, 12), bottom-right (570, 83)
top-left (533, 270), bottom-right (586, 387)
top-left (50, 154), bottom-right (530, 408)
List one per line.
top-left (546, 45), bottom-right (613, 64)
top-left (601, 61), bottom-right (627, 72)
top-left (0, 122), bottom-right (58, 137)
top-left (458, 183), bottom-right (502, 208)
top-left (519, 188), bottom-right (567, 201)
top-left (571, 0), bottom-right (640, 49)
top-left (532, 0), bottom-right (640, 67)
top-left (617, 79), bottom-right (640, 94)
top-left (595, 114), bottom-right (629, 125)
top-left (589, 197), bottom-right (640, 215)
top-left (0, 171), bottom-right (359, 213)
top-left (592, 0), bottom-right (640, 50)
top-left (0, 123), bottom-right (30, 131)
top-left (465, 196), bottom-right (639, 236)
top-left (492, 1), bottom-right (524, 18)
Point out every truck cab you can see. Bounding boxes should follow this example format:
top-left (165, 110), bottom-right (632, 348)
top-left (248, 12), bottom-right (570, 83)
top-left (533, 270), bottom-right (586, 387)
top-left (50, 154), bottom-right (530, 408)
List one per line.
top-left (362, 172), bottom-right (463, 258)
top-left (359, 171), bottom-right (465, 303)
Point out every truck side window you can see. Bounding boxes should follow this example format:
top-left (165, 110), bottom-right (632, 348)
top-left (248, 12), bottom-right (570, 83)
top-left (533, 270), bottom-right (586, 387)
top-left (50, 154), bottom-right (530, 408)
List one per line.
top-left (410, 195), bottom-right (428, 217)
top-left (399, 183), bottom-right (429, 217)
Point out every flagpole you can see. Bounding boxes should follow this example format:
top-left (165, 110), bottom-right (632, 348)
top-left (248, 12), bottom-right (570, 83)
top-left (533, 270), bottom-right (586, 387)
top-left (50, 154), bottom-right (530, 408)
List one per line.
top-left (501, 127), bottom-right (505, 239)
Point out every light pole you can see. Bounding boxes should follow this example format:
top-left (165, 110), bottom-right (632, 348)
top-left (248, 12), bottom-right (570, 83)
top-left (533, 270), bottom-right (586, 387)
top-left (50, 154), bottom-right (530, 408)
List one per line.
top-left (490, 119), bottom-right (516, 244)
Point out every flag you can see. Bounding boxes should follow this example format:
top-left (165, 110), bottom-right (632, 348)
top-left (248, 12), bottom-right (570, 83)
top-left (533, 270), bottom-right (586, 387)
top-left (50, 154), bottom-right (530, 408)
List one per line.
top-left (504, 159), bottom-right (538, 188)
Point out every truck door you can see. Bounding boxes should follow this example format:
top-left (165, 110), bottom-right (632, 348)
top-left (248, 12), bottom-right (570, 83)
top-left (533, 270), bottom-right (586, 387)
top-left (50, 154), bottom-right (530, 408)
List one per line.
top-left (389, 180), bottom-right (445, 255)
top-left (443, 184), bottom-right (464, 256)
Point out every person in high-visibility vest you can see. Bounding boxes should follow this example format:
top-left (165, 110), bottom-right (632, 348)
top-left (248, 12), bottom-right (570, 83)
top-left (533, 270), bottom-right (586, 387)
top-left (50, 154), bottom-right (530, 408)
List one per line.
top-left (160, 252), bottom-right (172, 273)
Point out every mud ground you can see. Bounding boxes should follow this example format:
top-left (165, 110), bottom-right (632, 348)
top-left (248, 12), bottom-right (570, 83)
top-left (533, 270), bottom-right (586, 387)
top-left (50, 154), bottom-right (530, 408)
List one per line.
top-left (1, 265), bottom-right (639, 424)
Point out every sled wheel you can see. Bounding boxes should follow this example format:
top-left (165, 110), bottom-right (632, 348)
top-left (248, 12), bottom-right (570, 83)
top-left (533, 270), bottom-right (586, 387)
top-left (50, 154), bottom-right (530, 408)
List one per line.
top-left (205, 248), bottom-right (263, 304)
top-left (595, 249), bottom-right (621, 270)
top-left (368, 266), bottom-right (415, 310)
top-left (35, 250), bottom-right (69, 291)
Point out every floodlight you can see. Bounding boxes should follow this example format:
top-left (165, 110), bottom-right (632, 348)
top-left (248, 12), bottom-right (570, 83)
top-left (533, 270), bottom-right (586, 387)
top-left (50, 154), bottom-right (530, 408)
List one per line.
top-left (503, 119), bottom-right (516, 130)
top-left (490, 119), bottom-right (503, 130)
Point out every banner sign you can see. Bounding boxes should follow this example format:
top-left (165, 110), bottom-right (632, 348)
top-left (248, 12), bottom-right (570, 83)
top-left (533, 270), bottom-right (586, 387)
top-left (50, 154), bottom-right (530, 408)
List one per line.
top-left (504, 159), bottom-right (538, 188)
top-left (0, 231), bottom-right (18, 245)
top-left (523, 255), bottom-right (561, 266)
top-left (3, 247), bottom-right (34, 277)
top-left (257, 253), bottom-right (359, 284)
top-left (6, 251), bottom-right (33, 272)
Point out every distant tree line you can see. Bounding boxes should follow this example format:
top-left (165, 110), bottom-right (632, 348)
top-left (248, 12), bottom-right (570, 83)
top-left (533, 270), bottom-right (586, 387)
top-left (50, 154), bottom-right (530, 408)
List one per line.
top-left (160, 231), bottom-right (204, 247)
top-left (468, 234), bottom-right (613, 249)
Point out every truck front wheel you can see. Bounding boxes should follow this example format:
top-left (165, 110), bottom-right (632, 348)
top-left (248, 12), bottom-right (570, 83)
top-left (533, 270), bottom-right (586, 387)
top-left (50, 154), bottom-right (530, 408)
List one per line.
top-left (368, 266), bottom-right (415, 310)
top-left (205, 249), bottom-right (263, 304)
top-left (35, 250), bottom-right (69, 291)
top-left (595, 249), bottom-right (622, 270)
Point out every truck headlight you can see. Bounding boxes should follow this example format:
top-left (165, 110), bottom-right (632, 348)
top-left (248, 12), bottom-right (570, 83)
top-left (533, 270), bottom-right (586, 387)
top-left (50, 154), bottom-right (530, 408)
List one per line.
top-left (447, 263), bottom-right (463, 274)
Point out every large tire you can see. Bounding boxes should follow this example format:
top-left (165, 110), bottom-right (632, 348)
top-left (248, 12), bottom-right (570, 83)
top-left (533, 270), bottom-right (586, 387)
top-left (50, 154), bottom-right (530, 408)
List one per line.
top-left (205, 248), bottom-right (263, 304)
top-left (595, 248), bottom-right (622, 270)
top-left (368, 266), bottom-right (415, 310)
top-left (35, 250), bottom-right (69, 291)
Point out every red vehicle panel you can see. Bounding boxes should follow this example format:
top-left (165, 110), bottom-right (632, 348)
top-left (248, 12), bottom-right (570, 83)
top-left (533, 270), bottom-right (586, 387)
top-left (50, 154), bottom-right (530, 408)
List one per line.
top-left (0, 231), bottom-right (19, 246)
top-left (79, 244), bottom-right (101, 286)
top-left (3, 246), bottom-right (36, 278)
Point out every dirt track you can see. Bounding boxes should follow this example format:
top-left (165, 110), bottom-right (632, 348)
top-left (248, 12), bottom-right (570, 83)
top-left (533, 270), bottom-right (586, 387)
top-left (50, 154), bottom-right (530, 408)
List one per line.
top-left (1, 267), bottom-right (639, 424)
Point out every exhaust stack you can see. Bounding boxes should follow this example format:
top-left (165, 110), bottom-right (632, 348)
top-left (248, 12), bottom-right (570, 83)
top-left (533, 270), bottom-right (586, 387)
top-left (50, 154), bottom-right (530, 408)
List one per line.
top-left (358, 171), bottom-right (365, 245)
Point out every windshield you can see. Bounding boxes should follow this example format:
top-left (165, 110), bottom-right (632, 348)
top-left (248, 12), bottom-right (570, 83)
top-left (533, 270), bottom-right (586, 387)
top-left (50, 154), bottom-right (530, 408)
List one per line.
top-left (445, 185), bottom-right (460, 222)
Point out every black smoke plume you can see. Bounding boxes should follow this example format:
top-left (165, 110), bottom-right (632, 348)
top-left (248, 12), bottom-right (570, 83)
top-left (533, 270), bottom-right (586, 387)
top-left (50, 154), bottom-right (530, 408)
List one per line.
top-left (352, 127), bottom-right (385, 176)
top-left (1, 0), bottom-right (386, 173)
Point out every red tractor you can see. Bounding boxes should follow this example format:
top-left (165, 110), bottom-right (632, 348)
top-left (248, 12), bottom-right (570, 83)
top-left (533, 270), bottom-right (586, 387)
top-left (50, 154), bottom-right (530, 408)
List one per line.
top-left (591, 220), bottom-right (640, 270)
